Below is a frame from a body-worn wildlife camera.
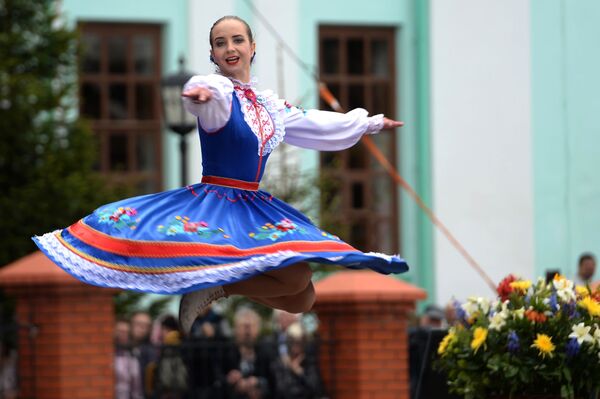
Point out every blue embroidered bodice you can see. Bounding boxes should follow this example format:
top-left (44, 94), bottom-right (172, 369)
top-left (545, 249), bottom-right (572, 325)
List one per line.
top-left (198, 95), bottom-right (272, 183)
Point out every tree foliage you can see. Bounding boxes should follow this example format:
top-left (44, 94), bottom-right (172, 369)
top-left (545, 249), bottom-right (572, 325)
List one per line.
top-left (0, 0), bottom-right (125, 266)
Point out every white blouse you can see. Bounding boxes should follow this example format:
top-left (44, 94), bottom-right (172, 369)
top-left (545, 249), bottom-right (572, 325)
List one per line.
top-left (182, 74), bottom-right (384, 154)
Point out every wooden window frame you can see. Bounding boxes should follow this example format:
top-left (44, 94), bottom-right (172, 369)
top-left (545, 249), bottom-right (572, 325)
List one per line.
top-left (318, 25), bottom-right (400, 253)
top-left (78, 22), bottom-right (163, 193)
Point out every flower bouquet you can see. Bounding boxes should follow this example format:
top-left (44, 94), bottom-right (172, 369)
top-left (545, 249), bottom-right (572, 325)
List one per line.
top-left (436, 274), bottom-right (600, 399)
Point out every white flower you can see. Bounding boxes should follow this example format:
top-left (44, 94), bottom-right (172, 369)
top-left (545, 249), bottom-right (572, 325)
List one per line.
top-left (513, 307), bottom-right (525, 319)
top-left (461, 298), bottom-right (479, 317)
top-left (489, 312), bottom-right (507, 331)
top-left (569, 322), bottom-right (594, 345)
top-left (476, 297), bottom-right (491, 315)
top-left (553, 278), bottom-right (576, 302)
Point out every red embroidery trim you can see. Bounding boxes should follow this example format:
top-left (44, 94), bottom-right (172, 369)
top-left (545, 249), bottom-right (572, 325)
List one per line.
top-left (186, 185), bottom-right (273, 202)
top-left (69, 220), bottom-right (357, 258)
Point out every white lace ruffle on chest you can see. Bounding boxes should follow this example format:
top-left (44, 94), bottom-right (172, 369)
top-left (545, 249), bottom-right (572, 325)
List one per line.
top-left (232, 79), bottom-right (285, 156)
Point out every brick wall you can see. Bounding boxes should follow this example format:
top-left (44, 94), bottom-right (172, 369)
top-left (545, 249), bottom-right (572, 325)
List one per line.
top-left (1, 252), bottom-right (116, 399)
top-left (313, 271), bottom-right (426, 399)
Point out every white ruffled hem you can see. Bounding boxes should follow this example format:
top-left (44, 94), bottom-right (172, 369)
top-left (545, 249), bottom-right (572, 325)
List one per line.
top-left (34, 231), bottom-right (403, 295)
top-left (34, 231), bottom-right (301, 294)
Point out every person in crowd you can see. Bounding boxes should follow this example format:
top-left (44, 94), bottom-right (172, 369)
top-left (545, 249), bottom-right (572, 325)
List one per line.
top-left (130, 311), bottom-right (157, 398)
top-left (186, 304), bottom-right (232, 399)
top-left (0, 341), bottom-right (17, 399)
top-left (419, 305), bottom-right (445, 329)
top-left (151, 315), bottom-right (188, 399)
top-left (225, 307), bottom-right (274, 399)
top-left (263, 310), bottom-right (300, 359)
top-left (574, 252), bottom-right (596, 286)
top-left (114, 318), bottom-right (143, 399)
top-left (409, 304), bottom-right (445, 399)
top-left (270, 322), bottom-right (326, 399)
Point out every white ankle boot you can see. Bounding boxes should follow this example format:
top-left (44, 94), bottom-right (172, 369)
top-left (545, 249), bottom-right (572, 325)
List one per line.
top-left (178, 286), bottom-right (225, 336)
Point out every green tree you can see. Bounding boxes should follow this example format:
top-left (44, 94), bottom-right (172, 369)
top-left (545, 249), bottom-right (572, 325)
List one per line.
top-left (0, 0), bottom-right (125, 266)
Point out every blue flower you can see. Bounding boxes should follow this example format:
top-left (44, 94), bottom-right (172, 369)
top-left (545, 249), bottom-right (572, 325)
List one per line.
top-left (566, 337), bottom-right (580, 357)
top-left (507, 331), bottom-right (520, 353)
top-left (549, 293), bottom-right (558, 313)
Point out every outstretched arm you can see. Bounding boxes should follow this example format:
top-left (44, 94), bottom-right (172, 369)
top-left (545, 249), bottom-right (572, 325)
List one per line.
top-left (181, 74), bottom-right (234, 132)
top-left (282, 104), bottom-right (404, 151)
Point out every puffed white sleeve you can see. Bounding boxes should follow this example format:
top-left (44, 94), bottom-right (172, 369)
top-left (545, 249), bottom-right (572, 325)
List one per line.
top-left (182, 74), bottom-right (233, 132)
top-left (281, 103), bottom-right (384, 151)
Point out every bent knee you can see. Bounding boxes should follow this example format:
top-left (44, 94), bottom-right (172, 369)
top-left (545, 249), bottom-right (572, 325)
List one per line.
top-left (287, 263), bottom-right (312, 294)
top-left (282, 283), bottom-right (315, 313)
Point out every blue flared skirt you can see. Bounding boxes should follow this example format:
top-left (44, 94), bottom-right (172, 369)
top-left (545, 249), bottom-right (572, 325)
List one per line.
top-left (33, 181), bottom-right (408, 295)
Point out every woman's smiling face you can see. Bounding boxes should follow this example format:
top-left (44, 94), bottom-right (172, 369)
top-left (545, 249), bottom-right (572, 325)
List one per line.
top-left (210, 19), bottom-right (255, 83)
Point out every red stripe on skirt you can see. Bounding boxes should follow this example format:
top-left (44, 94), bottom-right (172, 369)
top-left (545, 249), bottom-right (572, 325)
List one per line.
top-left (68, 220), bottom-right (357, 258)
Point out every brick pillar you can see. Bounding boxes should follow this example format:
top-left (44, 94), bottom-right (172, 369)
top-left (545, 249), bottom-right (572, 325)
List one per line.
top-left (313, 270), bottom-right (426, 399)
top-left (0, 252), bottom-right (116, 399)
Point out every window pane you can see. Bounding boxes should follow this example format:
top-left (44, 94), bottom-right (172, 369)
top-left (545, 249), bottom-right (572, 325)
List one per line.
top-left (109, 134), bottom-right (128, 171)
top-left (351, 182), bottom-right (364, 209)
top-left (348, 144), bottom-right (366, 169)
top-left (371, 39), bottom-right (389, 77)
top-left (348, 84), bottom-right (365, 109)
top-left (91, 132), bottom-right (102, 171)
top-left (80, 83), bottom-right (101, 119)
top-left (108, 36), bottom-right (127, 74)
top-left (109, 84), bottom-right (128, 119)
top-left (372, 83), bottom-right (390, 116)
top-left (347, 39), bottom-right (364, 75)
top-left (81, 33), bottom-right (100, 73)
top-left (136, 134), bottom-right (155, 172)
top-left (322, 38), bottom-right (340, 74)
top-left (350, 219), bottom-right (367, 249)
top-left (136, 84), bottom-right (154, 120)
top-left (133, 35), bottom-right (154, 75)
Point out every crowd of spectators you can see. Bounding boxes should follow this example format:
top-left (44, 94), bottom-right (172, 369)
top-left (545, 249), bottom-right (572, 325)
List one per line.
top-left (114, 305), bottom-right (327, 399)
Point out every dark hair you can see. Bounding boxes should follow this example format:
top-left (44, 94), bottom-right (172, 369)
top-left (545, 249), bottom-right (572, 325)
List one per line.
top-left (578, 252), bottom-right (596, 266)
top-left (209, 15), bottom-right (254, 47)
top-left (161, 315), bottom-right (179, 331)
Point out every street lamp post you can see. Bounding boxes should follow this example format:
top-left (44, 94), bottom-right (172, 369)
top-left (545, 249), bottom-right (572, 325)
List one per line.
top-left (161, 56), bottom-right (196, 187)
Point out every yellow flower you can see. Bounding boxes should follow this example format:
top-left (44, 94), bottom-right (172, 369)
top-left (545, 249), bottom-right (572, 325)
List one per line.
top-left (438, 331), bottom-right (456, 355)
top-left (510, 280), bottom-right (532, 292)
top-left (578, 296), bottom-right (600, 317)
top-left (553, 273), bottom-right (566, 282)
top-left (576, 285), bottom-right (591, 298)
top-left (470, 327), bottom-right (488, 352)
top-left (531, 334), bottom-right (555, 358)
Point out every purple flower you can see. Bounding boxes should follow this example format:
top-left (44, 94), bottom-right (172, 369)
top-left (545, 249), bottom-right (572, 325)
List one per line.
top-left (562, 302), bottom-right (576, 318)
top-left (454, 300), bottom-right (467, 324)
top-left (507, 331), bottom-right (520, 353)
top-left (566, 337), bottom-right (580, 357)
